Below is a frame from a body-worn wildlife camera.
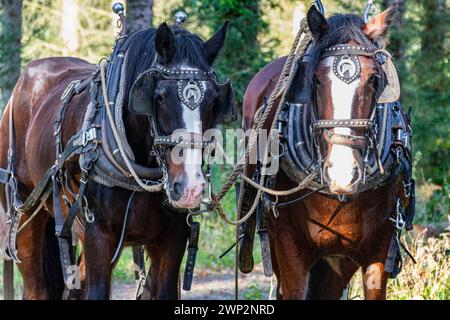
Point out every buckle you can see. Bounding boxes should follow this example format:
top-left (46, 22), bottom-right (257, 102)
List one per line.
top-left (403, 181), bottom-right (412, 198)
top-left (389, 199), bottom-right (405, 230)
top-left (82, 128), bottom-right (97, 146)
top-left (7, 148), bottom-right (13, 162)
top-left (74, 128), bottom-right (97, 147)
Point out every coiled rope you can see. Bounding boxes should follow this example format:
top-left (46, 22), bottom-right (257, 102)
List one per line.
top-left (211, 18), bottom-right (314, 226)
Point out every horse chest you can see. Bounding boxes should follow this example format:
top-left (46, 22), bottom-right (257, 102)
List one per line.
top-left (305, 204), bottom-right (364, 250)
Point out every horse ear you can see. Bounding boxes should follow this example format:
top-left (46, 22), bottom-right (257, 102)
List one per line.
top-left (155, 22), bottom-right (176, 64)
top-left (307, 5), bottom-right (328, 40)
top-left (362, 2), bottom-right (398, 44)
top-left (204, 21), bottom-right (229, 64)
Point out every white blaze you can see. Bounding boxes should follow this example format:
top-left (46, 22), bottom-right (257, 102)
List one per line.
top-left (179, 64), bottom-right (206, 192)
top-left (324, 58), bottom-right (359, 188)
top-left (182, 104), bottom-right (205, 190)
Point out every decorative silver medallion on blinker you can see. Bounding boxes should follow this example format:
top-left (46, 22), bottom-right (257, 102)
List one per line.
top-left (177, 80), bottom-right (205, 110)
top-left (333, 55), bottom-right (361, 84)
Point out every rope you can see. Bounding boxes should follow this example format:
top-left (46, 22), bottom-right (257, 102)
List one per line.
top-left (234, 223), bottom-right (239, 300)
top-left (100, 60), bottom-right (163, 193)
top-left (240, 171), bottom-right (317, 196)
top-left (212, 19), bottom-right (314, 226)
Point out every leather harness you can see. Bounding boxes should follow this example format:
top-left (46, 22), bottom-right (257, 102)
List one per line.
top-left (0, 27), bottom-right (235, 293)
top-left (238, 42), bottom-right (415, 279)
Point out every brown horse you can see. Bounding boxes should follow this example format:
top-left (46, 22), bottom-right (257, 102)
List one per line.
top-left (242, 4), bottom-right (413, 299)
top-left (0, 22), bottom-right (232, 299)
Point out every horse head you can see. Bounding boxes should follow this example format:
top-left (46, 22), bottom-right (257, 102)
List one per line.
top-left (307, 4), bottom-right (398, 195)
top-left (126, 22), bottom-right (236, 209)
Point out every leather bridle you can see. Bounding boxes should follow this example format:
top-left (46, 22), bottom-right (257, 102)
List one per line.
top-left (312, 44), bottom-right (389, 164)
top-left (129, 63), bottom-right (222, 193)
top-left (130, 63), bottom-right (228, 150)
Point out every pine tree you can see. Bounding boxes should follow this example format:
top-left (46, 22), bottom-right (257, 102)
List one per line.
top-left (0, 0), bottom-right (23, 108)
top-left (181, 0), bottom-right (279, 104)
top-left (126, 0), bottom-right (153, 32)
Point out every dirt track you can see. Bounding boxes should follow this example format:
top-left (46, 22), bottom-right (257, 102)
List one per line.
top-left (112, 266), bottom-right (274, 300)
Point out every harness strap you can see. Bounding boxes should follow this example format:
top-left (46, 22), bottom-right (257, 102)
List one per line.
top-left (257, 194), bottom-right (273, 277)
top-left (133, 246), bottom-right (147, 300)
top-left (183, 221), bottom-right (200, 291)
top-left (53, 146), bottom-right (96, 288)
top-left (154, 134), bottom-right (213, 149)
top-left (314, 119), bottom-right (373, 129)
top-left (58, 177), bottom-right (86, 239)
top-left (18, 131), bottom-right (87, 213)
top-left (0, 168), bottom-right (8, 184)
top-left (384, 234), bottom-right (401, 277)
top-left (52, 175), bottom-right (75, 284)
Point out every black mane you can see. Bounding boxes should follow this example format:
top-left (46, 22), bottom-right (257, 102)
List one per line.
top-left (123, 26), bottom-right (210, 97)
top-left (307, 13), bottom-right (377, 83)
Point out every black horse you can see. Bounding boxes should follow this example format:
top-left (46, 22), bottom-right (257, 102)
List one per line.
top-left (0, 21), bottom-right (234, 299)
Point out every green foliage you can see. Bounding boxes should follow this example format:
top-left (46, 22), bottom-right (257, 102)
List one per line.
top-left (243, 283), bottom-right (264, 300)
top-left (0, 0), bottom-right (23, 107)
top-left (415, 180), bottom-right (449, 225)
top-left (410, 0), bottom-right (449, 184)
top-left (21, 0), bottom-right (115, 65)
top-left (112, 247), bottom-right (135, 284)
top-left (181, 0), bottom-right (279, 104)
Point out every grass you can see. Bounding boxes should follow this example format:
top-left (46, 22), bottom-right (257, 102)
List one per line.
top-left (348, 232), bottom-right (449, 300)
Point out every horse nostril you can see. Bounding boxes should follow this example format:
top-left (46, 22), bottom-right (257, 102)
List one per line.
top-left (172, 182), bottom-right (184, 199)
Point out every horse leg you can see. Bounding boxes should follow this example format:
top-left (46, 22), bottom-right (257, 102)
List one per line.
top-left (361, 230), bottom-right (393, 300)
top-left (362, 259), bottom-right (390, 300)
top-left (16, 211), bottom-right (53, 299)
top-left (84, 221), bottom-right (116, 300)
top-left (307, 257), bottom-right (359, 300)
top-left (269, 230), bottom-right (282, 299)
top-left (271, 227), bottom-right (311, 300)
top-left (64, 235), bottom-right (86, 300)
top-left (147, 224), bottom-right (188, 300)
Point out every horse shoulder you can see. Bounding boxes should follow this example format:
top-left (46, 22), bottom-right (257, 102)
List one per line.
top-left (18, 57), bottom-right (94, 186)
top-left (242, 57), bottom-right (287, 129)
top-left (19, 57), bottom-right (94, 114)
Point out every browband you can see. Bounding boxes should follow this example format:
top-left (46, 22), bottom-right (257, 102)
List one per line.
top-left (140, 63), bottom-right (214, 81)
top-left (321, 45), bottom-right (376, 58)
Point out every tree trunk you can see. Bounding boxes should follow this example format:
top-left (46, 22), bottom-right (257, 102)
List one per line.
top-left (126, 0), bottom-right (153, 33)
top-left (0, 0), bottom-right (23, 108)
top-left (61, 0), bottom-right (79, 55)
top-left (419, 0), bottom-right (446, 69)
top-left (383, 0), bottom-right (406, 61)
